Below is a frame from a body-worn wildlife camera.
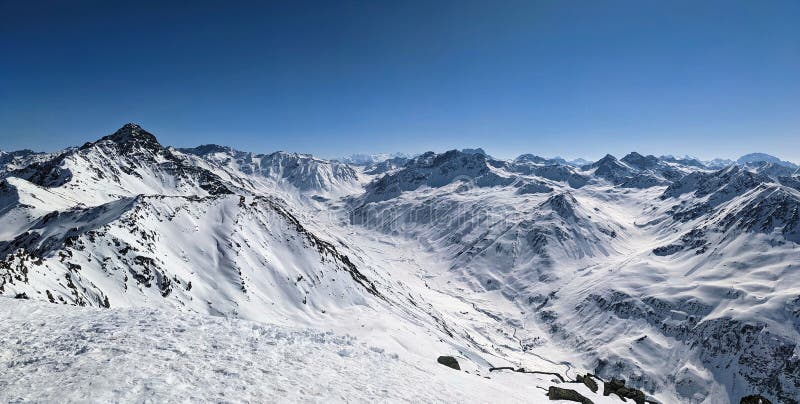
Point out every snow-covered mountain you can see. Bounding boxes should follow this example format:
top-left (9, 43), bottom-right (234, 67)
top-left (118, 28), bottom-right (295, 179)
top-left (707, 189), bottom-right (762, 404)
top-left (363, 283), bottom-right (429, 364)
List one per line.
top-left (334, 152), bottom-right (411, 166)
top-left (737, 152), bottom-right (798, 169)
top-left (178, 145), bottom-right (363, 200)
top-left (1, 123), bottom-right (798, 403)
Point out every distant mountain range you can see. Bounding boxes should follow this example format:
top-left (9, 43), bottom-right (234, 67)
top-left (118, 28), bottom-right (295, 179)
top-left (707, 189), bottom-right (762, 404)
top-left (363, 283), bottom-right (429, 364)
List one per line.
top-left (1, 124), bottom-right (799, 403)
top-left (328, 150), bottom-right (798, 172)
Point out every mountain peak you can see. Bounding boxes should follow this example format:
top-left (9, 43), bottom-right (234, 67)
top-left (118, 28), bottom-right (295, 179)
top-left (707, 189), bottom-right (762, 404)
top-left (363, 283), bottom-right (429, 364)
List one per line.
top-left (179, 144), bottom-right (233, 156)
top-left (106, 123), bottom-right (157, 143)
top-left (737, 153), bottom-right (797, 169)
top-left (585, 154), bottom-right (619, 169)
top-left (621, 152), bottom-right (660, 170)
top-left (82, 123), bottom-right (162, 151)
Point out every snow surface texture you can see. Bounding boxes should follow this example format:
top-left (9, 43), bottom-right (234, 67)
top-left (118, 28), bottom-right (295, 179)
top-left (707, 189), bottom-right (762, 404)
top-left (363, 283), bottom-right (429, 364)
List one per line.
top-left (3, 298), bottom-right (613, 403)
top-left (2, 123), bottom-right (800, 403)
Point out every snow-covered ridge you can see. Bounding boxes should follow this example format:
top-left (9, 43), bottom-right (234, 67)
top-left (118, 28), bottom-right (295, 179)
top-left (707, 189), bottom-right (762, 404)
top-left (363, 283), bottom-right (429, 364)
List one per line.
top-left (333, 152), bottom-right (412, 166)
top-left (737, 152), bottom-right (798, 169)
top-left (179, 145), bottom-right (361, 197)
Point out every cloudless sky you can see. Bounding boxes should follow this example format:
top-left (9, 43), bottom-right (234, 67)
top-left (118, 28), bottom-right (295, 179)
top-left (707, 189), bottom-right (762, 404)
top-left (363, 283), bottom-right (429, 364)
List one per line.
top-left (1, 0), bottom-right (799, 161)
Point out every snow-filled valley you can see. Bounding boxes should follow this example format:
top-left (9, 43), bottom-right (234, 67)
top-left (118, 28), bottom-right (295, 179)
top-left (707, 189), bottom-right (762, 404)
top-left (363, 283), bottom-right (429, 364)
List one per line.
top-left (1, 124), bottom-right (798, 403)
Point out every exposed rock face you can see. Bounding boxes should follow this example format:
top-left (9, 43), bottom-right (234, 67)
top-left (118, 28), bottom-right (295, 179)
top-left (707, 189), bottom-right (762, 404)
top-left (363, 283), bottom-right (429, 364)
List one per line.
top-left (740, 394), bottom-right (773, 404)
top-left (547, 386), bottom-right (594, 403)
top-left (575, 374), bottom-right (599, 393)
top-left (601, 378), bottom-right (645, 404)
top-left (436, 355), bottom-right (460, 370)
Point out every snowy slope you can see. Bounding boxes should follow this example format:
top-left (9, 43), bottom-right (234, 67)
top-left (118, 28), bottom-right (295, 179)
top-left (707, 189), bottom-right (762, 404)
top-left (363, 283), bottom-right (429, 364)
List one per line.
top-left (0, 194), bottom-right (383, 322)
top-left (2, 297), bottom-right (629, 403)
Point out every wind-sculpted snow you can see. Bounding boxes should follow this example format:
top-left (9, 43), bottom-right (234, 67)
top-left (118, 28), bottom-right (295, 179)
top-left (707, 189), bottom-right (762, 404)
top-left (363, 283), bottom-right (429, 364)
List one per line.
top-left (3, 124), bottom-right (800, 403)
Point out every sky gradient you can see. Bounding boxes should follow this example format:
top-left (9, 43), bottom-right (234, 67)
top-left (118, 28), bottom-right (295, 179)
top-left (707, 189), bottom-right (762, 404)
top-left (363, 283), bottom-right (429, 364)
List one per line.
top-left (1, 0), bottom-right (799, 162)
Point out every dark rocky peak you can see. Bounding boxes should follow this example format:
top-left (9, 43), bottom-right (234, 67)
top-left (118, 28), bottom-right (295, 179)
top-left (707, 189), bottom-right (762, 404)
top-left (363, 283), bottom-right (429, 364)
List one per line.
top-left (178, 144), bottom-right (235, 156)
top-left (82, 123), bottom-right (162, 153)
top-left (621, 152), bottom-right (660, 170)
top-left (434, 150), bottom-right (470, 165)
top-left (542, 192), bottom-right (579, 220)
top-left (460, 148), bottom-right (487, 156)
top-left (403, 151), bottom-right (436, 167)
top-left (545, 157), bottom-right (570, 165)
top-left (584, 154), bottom-right (622, 170)
top-left (584, 154), bottom-right (632, 179)
top-left (660, 155), bottom-right (705, 168)
top-left (514, 154), bottom-right (549, 164)
top-left (405, 150), bottom-right (487, 170)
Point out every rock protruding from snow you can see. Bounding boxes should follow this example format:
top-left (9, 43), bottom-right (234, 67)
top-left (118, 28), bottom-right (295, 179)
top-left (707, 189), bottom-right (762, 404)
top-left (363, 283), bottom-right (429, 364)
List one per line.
top-left (437, 355), bottom-right (461, 370)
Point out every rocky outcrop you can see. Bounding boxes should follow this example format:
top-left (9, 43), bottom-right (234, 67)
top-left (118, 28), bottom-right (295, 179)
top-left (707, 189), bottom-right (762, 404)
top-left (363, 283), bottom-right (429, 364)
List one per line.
top-left (547, 386), bottom-right (594, 403)
top-left (436, 355), bottom-right (460, 370)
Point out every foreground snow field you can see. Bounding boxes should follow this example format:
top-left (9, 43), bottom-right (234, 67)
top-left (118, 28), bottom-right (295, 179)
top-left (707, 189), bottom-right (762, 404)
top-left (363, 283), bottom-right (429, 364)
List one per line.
top-left (0, 298), bottom-right (619, 403)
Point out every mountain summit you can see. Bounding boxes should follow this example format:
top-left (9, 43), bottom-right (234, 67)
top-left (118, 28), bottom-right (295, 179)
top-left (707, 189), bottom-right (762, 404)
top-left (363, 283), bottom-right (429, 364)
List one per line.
top-left (737, 152), bottom-right (798, 169)
top-left (81, 123), bottom-right (161, 152)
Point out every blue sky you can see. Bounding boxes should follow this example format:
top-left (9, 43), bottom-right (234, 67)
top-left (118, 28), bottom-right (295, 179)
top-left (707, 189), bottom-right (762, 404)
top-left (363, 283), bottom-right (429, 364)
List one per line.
top-left (1, 0), bottom-right (799, 161)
